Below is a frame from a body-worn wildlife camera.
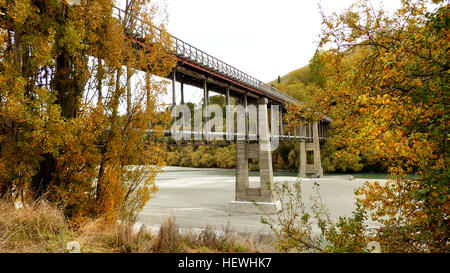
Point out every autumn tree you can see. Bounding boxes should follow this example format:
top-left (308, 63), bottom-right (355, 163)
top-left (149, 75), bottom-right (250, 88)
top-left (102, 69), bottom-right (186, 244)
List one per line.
top-left (0, 0), bottom-right (175, 224)
top-left (284, 0), bottom-right (449, 252)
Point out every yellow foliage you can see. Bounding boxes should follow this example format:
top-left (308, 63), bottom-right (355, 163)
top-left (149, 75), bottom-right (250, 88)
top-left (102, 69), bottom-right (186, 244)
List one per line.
top-left (0, 0), bottom-right (175, 225)
top-left (286, 0), bottom-right (449, 252)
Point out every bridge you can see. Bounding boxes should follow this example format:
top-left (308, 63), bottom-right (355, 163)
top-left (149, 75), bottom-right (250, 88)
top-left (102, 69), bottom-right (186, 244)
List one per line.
top-left (122, 6), bottom-right (331, 214)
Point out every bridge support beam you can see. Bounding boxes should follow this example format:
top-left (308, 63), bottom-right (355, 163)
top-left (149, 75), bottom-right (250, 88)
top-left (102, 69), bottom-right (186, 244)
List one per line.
top-left (229, 98), bottom-right (281, 215)
top-left (180, 82), bottom-right (184, 104)
top-left (203, 80), bottom-right (209, 142)
top-left (225, 88), bottom-right (233, 143)
top-left (235, 141), bottom-right (249, 201)
top-left (172, 68), bottom-right (176, 107)
top-left (299, 121), bottom-right (323, 178)
top-left (299, 140), bottom-right (307, 178)
top-left (312, 121), bottom-right (323, 177)
top-left (280, 109), bottom-right (284, 142)
top-left (258, 98), bottom-right (274, 201)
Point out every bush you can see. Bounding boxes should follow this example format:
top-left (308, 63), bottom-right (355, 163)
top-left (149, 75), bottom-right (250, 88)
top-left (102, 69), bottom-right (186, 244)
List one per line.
top-left (166, 152), bottom-right (181, 166)
top-left (260, 181), bottom-right (371, 253)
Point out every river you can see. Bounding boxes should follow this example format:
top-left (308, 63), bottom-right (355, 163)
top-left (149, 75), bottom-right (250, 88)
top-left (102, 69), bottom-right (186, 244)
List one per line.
top-left (137, 166), bottom-right (386, 237)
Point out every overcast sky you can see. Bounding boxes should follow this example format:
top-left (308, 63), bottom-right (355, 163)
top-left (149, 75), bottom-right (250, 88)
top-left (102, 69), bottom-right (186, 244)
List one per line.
top-left (117, 0), bottom-right (402, 104)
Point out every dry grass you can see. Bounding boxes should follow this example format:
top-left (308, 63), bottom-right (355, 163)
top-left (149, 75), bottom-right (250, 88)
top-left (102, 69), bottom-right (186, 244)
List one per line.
top-left (152, 217), bottom-right (276, 253)
top-left (0, 201), bottom-right (275, 253)
top-left (0, 201), bottom-right (70, 253)
top-left (152, 216), bottom-right (180, 252)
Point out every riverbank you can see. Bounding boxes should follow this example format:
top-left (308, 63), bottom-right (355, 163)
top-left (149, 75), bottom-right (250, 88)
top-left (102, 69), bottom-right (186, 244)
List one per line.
top-left (0, 201), bottom-right (269, 253)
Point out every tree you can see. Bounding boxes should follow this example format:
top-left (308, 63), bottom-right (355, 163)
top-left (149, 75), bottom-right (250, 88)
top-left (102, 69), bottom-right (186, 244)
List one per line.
top-left (0, 0), bottom-right (175, 224)
top-left (283, 0), bottom-right (449, 252)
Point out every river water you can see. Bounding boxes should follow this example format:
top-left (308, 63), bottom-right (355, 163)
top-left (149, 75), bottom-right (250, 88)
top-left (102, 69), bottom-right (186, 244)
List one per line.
top-left (137, 166), bottom-right (385, 237)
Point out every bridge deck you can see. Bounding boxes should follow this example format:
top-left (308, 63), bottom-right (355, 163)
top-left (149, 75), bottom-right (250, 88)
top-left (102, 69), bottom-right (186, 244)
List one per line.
top-left (150, 130), bottom-right (327, 143)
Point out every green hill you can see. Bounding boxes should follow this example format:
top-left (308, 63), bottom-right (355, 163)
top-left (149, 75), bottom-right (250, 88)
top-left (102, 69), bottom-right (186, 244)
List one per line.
top-left (269, 48), bottom-right (360, 99)
top-left (269, 65), bottom-right (312, 87)
top-left (268, 64), bottom-right (315, 101)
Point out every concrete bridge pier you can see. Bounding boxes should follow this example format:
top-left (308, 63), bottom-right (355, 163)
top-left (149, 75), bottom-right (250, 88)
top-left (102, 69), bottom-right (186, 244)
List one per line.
top-left (229, 98), bottom-right (281, 215)
top-left (298, 121), bottom-right (323, 178)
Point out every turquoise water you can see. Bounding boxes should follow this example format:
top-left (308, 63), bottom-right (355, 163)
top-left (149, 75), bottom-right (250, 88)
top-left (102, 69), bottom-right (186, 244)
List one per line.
top-left (165, 166), bottom-right (417, 180)
top-left (330, 172), bottom-right (419, 180)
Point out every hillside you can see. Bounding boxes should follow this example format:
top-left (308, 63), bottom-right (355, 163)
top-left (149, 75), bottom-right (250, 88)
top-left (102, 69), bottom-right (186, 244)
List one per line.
top-left (269, 47), bottom-right (363, 98)
top-left (269, 65), bottom-right (311, 87)
top-left (268, 64), bottom-right (315, 102)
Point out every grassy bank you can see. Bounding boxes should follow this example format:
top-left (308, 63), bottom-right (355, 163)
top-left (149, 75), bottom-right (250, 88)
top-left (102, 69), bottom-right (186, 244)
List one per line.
top-left (0, 201), bottom-right (272, 253)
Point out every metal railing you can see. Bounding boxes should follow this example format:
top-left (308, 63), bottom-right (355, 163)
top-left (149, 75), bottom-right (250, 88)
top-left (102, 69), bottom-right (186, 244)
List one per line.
top-left (112, 6), bottom-right (298, 104)
top-left (147, 130), bottom-right (326, 143)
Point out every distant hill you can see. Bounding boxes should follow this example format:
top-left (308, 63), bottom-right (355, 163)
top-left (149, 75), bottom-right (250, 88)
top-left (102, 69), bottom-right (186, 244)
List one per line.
top-left (269, 65), bottom-right (311, 87)
top-left (270, 48), bottom-right (360, 94)
top-left (268, 64), bottom-right (314, 101)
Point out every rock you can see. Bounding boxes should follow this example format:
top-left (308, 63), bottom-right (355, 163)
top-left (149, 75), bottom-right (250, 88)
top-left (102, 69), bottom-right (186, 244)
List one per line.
top-left (367, 241), bottom-right (381, 253)
top-left (67, 0), bottom-right (81, 5)
top-left (14, 201), bottom-right (23, 209)
top-left (133, 222), bottom-right (146, 234)
top-left (66, 241), bottom-right (81, 253)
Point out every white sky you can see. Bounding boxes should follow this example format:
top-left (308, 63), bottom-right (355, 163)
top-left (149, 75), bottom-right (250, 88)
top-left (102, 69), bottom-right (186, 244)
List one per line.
top-left (116, 0), bottom-right (403, 105)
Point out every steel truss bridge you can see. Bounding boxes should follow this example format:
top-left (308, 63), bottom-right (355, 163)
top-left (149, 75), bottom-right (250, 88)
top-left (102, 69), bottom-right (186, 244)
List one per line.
top-left (112, 6), bottom-right (329, 143)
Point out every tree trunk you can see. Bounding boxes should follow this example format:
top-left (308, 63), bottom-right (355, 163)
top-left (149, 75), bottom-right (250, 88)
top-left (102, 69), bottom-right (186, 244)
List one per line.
top-left (31, 3), bottom-right (84, 200)
top-left (96, 68), bottom-right (122, 202)
top-left (97, 58), bottom-right (103, 106)
top-left (13, 26), bottom-right (22, 75)
top-left (126, 66), bottom-right (132, 117)
top-left (31, 153), bottom-right (56, 200)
